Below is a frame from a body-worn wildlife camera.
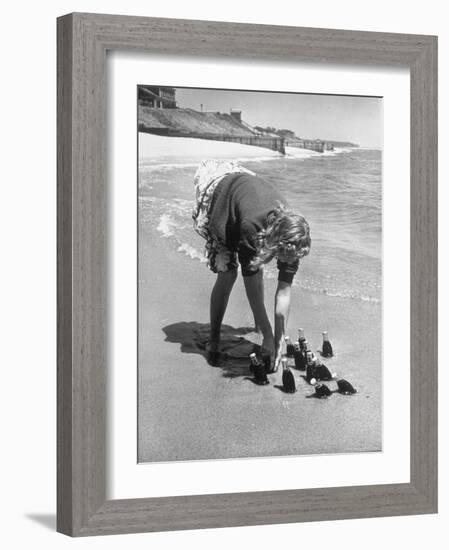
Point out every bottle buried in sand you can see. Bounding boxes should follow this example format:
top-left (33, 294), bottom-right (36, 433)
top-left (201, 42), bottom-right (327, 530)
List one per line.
top-left (281, 357), bottom-right (296, 393)
top-left (313, 354), bottom-right (336, 381)
top-left (297, 328), bottom-right (307, 352)
top-left (293, 342), bottom-right (305, 370)
top-left (249, 353), bottom-right (269, 385)
top-left (337, 379), bottom-right (357, 395)
top-left (314, 383), bottom-right (332, 399)
top-left (321, 331), bottom-right (334, 358)
top-left (284, 336), bottom-right (295, 358)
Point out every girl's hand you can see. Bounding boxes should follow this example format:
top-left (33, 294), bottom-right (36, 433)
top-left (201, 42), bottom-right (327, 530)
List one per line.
top-left (266, 342), bottom-right (282, 373)
top-left (273, 349), bottom-right (283, 373)
top-left (261, 337), bottom-right (274, 366)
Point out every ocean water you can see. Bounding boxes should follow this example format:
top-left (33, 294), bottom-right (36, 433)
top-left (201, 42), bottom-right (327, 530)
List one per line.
top-left (139, 146), bottom-right (382, 305)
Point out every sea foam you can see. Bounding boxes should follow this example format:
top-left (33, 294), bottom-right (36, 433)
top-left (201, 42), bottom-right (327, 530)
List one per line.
top-left (177, 243), bottom-right (207, 263)
top-left (156, 214), bottom-right (176, 237)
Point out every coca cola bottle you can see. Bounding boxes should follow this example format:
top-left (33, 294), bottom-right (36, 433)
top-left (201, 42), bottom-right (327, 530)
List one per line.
top-left (313, 354), bottom-right (334, 381)
top-left (281, 357), bottom-right (296, 393)
top-left (337, 379), bottom-right (357, 395)
top-left (249, 353), bottom-right (269, 385)
top-left (301, 339), bottom-right (310, 366)
top-left (297, 328), bottom-right (307, 352)
top-left (314, 383), bottom-right (332, 398)
top-left (306, 350), bottom-right (317, 384)
top-left (293, 342), bottom-right (305, 370)
top-left (284, 336), bottom-right (295, 358)
top-left (322, 331), bottom-right (334, 358)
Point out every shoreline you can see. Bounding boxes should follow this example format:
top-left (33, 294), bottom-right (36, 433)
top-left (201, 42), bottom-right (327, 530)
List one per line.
top-left (138, 132), bottom-right (360, 166)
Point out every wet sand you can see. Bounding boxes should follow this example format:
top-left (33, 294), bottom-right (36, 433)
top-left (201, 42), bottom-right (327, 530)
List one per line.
top-left (138, 219), bottom-right (382, 463)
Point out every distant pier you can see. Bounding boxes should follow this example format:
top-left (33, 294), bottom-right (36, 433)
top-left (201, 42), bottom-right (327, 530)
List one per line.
top-left (285, 138), bottom-right (334, 153)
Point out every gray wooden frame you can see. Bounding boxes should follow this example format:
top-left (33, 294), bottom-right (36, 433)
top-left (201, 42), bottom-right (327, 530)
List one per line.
top-left (57, 12), bottom-right (438, 537)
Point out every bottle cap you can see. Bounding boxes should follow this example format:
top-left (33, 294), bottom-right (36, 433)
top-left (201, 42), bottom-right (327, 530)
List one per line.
top-left (298, 328), bottom-right (305, 339)
top-left (310, 377), bottom-right (317, 386)
top-left (322, 331), bottom-right (329, 340)
top-left (281, 356), bottom-right (288, 365)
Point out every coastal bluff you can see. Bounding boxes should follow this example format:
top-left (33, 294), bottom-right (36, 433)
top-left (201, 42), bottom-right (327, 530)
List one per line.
top-left (138, 106), bottom-right (286, 154)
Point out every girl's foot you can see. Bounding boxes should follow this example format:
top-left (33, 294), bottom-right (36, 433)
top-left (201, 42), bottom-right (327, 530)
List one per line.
top-left (206, 340), bottom-right (220, 353)
top-left (205, 340), bottom-right (220, 366)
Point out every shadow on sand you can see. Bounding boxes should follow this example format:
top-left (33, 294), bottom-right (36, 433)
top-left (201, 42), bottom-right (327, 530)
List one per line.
top-left (162, 321), bottom-right (261, 378)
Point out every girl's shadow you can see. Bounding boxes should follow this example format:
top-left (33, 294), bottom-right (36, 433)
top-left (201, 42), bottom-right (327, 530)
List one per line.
top-left (162, 321), bottom-right (259, 378)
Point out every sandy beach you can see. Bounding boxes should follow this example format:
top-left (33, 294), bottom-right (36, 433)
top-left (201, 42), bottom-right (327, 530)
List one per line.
top-left (138, 133), bottom-right (382, 463)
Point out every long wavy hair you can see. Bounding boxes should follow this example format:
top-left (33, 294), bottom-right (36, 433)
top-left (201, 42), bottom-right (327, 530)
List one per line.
top-left (249, 205), bottom-right (311, 270)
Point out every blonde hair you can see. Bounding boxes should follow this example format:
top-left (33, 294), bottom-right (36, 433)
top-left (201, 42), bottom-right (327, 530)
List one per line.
top-left (249, 205), bottom-right (311, 270)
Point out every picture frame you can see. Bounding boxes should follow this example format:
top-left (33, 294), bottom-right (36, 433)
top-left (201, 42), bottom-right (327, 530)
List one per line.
top-left (57, 12), bottom-right (437, 536)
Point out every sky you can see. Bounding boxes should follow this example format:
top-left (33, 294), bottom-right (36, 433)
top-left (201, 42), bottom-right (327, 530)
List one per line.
top-left (174, 87), bottom-right (383, 148)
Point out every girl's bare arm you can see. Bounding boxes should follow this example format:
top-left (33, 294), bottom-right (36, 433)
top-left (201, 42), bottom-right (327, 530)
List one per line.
top-left (274, 280), bottom-right (293, 370)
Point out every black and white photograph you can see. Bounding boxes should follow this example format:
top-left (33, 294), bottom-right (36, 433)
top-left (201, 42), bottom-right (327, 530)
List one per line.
top-left (137, 85), bottom-right (383, 463)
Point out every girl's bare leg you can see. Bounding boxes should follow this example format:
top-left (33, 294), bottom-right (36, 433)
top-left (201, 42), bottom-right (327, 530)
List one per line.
top-left (243, 269), bottom-right (274, 358)
top-left (209, 269), bottom-right (238, 350)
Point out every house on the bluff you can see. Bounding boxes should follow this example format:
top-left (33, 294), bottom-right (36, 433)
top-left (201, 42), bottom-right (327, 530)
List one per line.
top-left (138, 86), bottom-right (177, 109)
